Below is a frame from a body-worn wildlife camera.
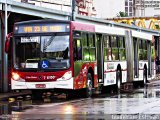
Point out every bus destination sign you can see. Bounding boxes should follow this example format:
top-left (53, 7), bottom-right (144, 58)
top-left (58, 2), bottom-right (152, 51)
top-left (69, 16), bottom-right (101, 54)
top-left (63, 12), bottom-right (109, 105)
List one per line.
top-left (14, 23), bottom-right (70, 34)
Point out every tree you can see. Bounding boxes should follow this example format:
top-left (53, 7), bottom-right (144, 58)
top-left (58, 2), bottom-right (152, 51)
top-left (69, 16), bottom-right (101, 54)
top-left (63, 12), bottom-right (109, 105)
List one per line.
top-left (116, 11), bottom-right (128, 17)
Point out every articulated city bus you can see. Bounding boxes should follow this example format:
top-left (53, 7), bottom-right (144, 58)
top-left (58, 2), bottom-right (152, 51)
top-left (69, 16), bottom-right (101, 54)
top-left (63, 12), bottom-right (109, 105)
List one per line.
top-left (5, 19), bottom-right (157, 97)
top-left (95, 26), bottom-right (156, 89)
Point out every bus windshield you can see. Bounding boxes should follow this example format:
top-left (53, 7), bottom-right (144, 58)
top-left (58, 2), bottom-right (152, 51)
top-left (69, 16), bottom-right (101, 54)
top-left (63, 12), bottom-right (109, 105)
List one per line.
top-left (14, 34), bottom-right (70, 71)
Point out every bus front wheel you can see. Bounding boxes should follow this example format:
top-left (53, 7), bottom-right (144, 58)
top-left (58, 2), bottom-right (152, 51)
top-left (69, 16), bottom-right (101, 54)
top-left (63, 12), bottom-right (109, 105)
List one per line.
top-left (32, 90), bottom-right (43, 100)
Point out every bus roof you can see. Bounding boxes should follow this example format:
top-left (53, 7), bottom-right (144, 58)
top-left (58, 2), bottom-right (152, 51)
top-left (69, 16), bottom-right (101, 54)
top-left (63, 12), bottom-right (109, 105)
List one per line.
top-left (95, 25), bottom-right (125, 36)
top-left (71, 21), bottom-right (95, 32)
top-left (132, 30), bottom-right (153, 41)
top-left (13, 19), bottom-right (154, 41)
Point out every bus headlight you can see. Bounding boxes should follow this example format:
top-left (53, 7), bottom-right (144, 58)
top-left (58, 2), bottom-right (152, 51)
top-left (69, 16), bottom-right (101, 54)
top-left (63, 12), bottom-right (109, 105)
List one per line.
top-left (12, 72), bottom-right (20, 81)
top-left (62, 71), bottom-right (72, 80)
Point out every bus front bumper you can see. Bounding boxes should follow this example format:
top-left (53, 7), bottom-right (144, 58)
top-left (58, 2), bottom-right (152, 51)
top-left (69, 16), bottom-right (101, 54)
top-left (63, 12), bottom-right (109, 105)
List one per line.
top-left (11, 78), bottom-right (74, 90)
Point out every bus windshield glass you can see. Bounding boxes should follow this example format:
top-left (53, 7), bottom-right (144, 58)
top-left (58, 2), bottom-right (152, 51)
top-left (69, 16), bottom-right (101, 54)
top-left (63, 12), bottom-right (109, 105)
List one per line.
top-left (14, 34), bottom-right (70, 70)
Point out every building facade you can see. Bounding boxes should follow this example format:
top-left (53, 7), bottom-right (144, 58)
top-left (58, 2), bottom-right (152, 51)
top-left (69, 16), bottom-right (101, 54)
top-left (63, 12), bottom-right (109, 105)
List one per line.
top-left (94, 0), bottom-right (125, 18)
top-left (125, 0), bottom-right (134, 17)
top-left (94, 0), bottom-right (160, 18)
top-left (94, 0), bottom-right (134, 18)
top-left (15, 0), bottom-right (96, 17)
top-left (135, 0), bottom-right (160, 17)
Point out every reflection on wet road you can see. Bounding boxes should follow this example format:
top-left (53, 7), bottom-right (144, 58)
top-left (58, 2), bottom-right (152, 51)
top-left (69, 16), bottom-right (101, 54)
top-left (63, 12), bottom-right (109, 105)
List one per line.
top-left (1, 82), bottom-right (160, 119)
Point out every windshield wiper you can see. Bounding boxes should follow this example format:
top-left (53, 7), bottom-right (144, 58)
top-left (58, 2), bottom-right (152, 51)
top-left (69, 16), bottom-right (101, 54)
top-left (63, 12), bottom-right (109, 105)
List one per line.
top-left (47, 57), bottom-right (56, 59)
top-left (56, 57), bottom-right (63, 60)
top-left (43, 35), bottom-right (55, 52)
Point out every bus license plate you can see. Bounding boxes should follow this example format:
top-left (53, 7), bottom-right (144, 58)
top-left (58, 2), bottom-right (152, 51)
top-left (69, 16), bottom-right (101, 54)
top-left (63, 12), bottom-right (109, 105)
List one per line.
top-left (35, 84), bottom-right (46, 88)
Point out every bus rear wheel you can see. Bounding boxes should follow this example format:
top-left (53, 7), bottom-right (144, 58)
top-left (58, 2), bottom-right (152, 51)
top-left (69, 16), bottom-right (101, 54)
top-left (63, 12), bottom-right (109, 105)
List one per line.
top-left (116, 70), bottom-right (121, 90)
top-left (143, 69), bottom-right (147, 85)
top-left (85, 73), bottom-right (93, 98)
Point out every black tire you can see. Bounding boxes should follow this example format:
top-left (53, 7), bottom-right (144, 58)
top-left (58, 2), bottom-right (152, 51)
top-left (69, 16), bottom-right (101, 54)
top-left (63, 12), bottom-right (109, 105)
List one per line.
top-left (32, 90), bottom-right (43, 100)
top-left (66, 90), bottom-right (73, 100)
top-left (116, 70), bottom-right (121, 90)
top-left (85, 73), bottom-right (93, 98)
top-left (143, 69), bottom-right (147, 85)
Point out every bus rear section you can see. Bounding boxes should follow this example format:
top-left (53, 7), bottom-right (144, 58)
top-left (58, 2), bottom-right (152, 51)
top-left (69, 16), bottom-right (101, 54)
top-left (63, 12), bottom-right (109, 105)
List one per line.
top-left (131, 31), bottom-right (156, 86)
top-left (95, 25), bottom-right (156, 90)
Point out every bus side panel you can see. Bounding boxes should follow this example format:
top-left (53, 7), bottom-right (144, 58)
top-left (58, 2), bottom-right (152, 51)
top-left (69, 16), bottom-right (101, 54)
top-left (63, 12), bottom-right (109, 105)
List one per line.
top-left (103, 61), bottom-right (127, 86)
top-left (73, 62), bottom-right (98, 90)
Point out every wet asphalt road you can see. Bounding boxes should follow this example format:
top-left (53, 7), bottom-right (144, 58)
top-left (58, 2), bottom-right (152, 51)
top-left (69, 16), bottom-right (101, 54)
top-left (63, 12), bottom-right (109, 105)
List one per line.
top-left (1, 81), bottom-right (160, 119)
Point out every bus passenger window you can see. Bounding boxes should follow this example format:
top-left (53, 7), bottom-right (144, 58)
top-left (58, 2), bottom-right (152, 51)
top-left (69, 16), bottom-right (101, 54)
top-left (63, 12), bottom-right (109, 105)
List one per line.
top-left (112, 48), bottom-right (118, 60)
top-left (119, 49), bottom-right (126, 60)
top-left (138, 39), bottom-right (147, 60)
top-left (104, 35), bottom-right (111, 61)
top-left (82, 33), bottom-right (88, 47)
top-left (73, 39), bottom-right (82, 61)
top-left (143, 40), bottom-right (147, 60)
top-left (111, 36), bottom-right (117, 47)
top-left (89, 34), bottom-right (95, 47)
top-left (89, 34), bottom-right (96, 61)
top-left (106, 48), bottom-right (112, 60)
top-left (119, 37), bottom-right (126, 60)
top-left (151, 45), bottom-right (155, 62)
top-left (82, 33), bottom-right (89, 61)
top-left (77, 40), bottom-right (82, 60)
top-left (90, 48), bottom-right (96, 61)
top-left (83, 48), bottom-right (89, 61)
top-left (111, 36), bottom-right (118, 60)
top-left (139, 49), bottom-right (143, 60)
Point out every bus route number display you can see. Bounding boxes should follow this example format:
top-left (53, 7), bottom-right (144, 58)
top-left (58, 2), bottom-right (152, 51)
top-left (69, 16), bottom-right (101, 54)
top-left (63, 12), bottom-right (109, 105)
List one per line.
top-left (15, 24), bottom-right (70, 33)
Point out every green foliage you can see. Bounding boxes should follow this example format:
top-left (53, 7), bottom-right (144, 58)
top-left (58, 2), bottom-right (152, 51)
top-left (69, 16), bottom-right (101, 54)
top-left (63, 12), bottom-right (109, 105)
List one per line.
top-left (117, 11), bottom-right (128, 17)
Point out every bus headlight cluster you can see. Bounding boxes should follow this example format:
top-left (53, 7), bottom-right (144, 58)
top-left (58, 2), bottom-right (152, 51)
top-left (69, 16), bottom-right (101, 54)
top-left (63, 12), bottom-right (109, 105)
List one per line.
top-left (12, 72), bottom-right (20, 81)
top-left (61, 71), bottom-right (72, 80)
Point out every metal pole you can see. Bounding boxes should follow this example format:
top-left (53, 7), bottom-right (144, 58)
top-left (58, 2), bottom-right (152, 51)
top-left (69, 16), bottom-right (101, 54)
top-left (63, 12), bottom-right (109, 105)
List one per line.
top-left (72, 0), bottom-right (76, 21)
top-left (3, 0), bottom-right (8, 92)
top-left (5, 0), bottom-right (7, 36)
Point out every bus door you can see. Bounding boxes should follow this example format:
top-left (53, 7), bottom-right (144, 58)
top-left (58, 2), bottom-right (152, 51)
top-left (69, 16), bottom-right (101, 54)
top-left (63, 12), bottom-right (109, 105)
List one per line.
top-left (73, 31), bottom-right (83, 77)
top-left (154, 36), bottom-right (160, 74)
top-left (133, 38), bottom-right (139, 78)
top-left (96, 34), bottom-right (104, 84)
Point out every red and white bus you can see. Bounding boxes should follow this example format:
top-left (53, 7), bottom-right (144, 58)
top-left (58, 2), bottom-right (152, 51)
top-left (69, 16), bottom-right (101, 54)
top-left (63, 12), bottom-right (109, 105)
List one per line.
top-left (6, 19), bottom-right (157, 97)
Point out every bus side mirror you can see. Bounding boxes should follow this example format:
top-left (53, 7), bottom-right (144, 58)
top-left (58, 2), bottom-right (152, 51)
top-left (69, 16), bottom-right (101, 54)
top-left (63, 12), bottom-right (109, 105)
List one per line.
top-left (5, 32), bottom-right (13, 53)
